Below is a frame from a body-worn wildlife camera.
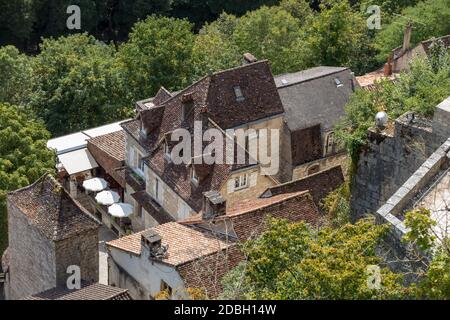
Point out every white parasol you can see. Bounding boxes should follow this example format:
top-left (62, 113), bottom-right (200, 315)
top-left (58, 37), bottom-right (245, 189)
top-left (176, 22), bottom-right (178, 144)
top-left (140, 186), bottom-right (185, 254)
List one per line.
top-left (82, 177), bottom-right (108, 192)
top-left (108, 203), bottom-right (133, 218)
top-left (95, 190), bottom-right (120, 206)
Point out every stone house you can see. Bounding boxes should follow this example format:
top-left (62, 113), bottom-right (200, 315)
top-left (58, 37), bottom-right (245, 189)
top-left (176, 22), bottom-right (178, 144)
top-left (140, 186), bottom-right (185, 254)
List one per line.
top-left (106, 184), bottom-right (322, 300)
top-left (274, 66), bottom-right (357, 180)
top-left (120, 59), bottom-right (286, 232)
top-left (120, 58), bottom-right (354, 232)
top-left (390, 24), bottom-right (450, 73)
top-left (2, 174), bottom-right (101, 300)
top-left (23, 282), bottom-right (132, 300)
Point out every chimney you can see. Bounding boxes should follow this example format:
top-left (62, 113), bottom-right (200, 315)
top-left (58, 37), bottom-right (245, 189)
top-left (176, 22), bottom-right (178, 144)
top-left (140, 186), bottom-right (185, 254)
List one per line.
top-left (402, 22), bottom-right (412, 53)
top-left (383, 55), bottom-right (393, 76)
top-left (202, 191), bottom-right (226, 220)
top-left (141, 230), bottom-right (167, 259)
top-left (243, 53), bottom-right (257, 65)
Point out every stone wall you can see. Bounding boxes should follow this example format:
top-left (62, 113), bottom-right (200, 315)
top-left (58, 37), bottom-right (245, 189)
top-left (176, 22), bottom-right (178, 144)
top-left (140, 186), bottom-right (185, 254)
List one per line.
top-left (55, 229), bottom-right (99, 287)
top-left (6, 200), bottom-right (57, 300)
top-left (351, 112), bottom-right (438, 221)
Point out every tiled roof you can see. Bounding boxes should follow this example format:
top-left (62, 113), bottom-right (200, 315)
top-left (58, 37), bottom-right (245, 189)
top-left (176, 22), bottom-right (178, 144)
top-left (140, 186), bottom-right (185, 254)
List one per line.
top-left (261, 165), bottom-right (345, 211)
top-left (421, 35), bottom-right (450, 54)
top-left (88, 130), bottom-right (126, 162)
top-left (356, 69), bottom-right (398, 89)
top-left (7, 174), bottom-right (100, 241)
top-left (131, 191), bottom-right (175, 224)
top-left (181, 190), bottom-right (321, 241)
top-left (107, 222), bottom-right (232, 266)
top-left (23, 283), bottom-right (132, 300)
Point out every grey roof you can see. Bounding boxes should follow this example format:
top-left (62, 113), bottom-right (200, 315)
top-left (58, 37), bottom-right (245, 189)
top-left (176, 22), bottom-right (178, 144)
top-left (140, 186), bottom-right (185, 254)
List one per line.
top-left (274, 66), bottom-right (356, 131)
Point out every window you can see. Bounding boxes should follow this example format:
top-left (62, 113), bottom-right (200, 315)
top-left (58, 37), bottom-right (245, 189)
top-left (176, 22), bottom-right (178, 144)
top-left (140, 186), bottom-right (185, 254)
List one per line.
top-left (136, 204), bottom-right (143, 218)
top-left (325, 132), bottom-right (335, 155)
top-left (234, 174), bottom-right (248, 190)
top-left (233, 86), bottom-right (245, 102)
top-left (160, 280), bottom-right (173, 299)
top-left (164, 142), bottom-right (171, 161)
top-left (191, 167), bottom-right (199, 185)
top-left (334, 78), bottom-right (343, 88)
top-left (182, 101), bottom-right (193, 121)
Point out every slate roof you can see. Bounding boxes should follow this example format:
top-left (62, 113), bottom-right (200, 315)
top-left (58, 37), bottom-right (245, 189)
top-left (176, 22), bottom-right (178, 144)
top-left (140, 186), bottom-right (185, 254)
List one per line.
top-left (7, 174), bottom-right (101, 241)
top-left (107, 222), bottom-right (232, 266)
top-left (23, 283), bottom-right (132, 300)
top-left (275, 66), bottom-right (356, 131)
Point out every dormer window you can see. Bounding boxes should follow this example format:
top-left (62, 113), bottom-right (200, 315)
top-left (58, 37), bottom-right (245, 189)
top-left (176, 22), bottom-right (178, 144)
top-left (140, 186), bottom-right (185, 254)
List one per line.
top-left (233, 86), bottom-right (245, 102)
top-left (191, 167), bottom-right (199, 185)
top-left (164, 141), bottom-right (171, 161)
top-left (234, 174), bottom-right (248, 190)
top-left (181, 93), bottom-right (194, 121)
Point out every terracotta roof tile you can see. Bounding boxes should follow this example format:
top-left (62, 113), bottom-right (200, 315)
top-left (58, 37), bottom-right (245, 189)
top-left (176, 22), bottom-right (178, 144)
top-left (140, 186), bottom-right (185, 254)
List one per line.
top-left (107, 222), bottom-right (232, 266)
top-left (23, 282), bottom-right (132, 300)
top-left (88, 130), bottom-right (126, 162)
top-left (7, 174), bottom-right (100, 241)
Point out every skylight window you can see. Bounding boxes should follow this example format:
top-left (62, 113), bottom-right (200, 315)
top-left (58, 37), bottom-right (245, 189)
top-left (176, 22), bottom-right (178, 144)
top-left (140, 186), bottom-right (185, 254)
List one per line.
top-left (234, 86), bottom-right (245, 102)
top-left (281, 79), bottom-right (288, 85)
top-left (334, 78), bottom-right (344, 88)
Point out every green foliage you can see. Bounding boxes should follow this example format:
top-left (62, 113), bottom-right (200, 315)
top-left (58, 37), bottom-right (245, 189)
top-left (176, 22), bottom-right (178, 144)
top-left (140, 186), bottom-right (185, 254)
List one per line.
top-left (118, 16), bottom-right (196, 101)
top-left (336, 48), bottom-right (450, 163)
top-left (321, 182), bottom-right (351, 228)
top-left (404, 208), bottom-right (436, 252)
top-left (374, 0), bottom-right (450, 63)
top-left (231, 6), bottom-right (314, 74)
top-left (222, 218), bottom-right (409, 299)
top-left (304, 0), bottom-right (378, 75)
top-left (0, 103), bottom-right (55, 256)
top-left (191, 13), bottom-right (241, 80)
top-left (404, 208), bottom-right (450, 299)
top-left (30, 33), bottom-right (131, 136)
top-left (0, 46), bottom-right (33, 106)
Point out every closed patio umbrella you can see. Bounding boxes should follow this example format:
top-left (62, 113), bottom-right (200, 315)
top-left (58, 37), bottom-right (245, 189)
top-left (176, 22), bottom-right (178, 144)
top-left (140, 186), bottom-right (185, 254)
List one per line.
top-left (82, 177), bottom-right (108, 192)
top-left (108, 203), bottom-right (133, 218)
top-left (95, 190), bottom-right (120, 206)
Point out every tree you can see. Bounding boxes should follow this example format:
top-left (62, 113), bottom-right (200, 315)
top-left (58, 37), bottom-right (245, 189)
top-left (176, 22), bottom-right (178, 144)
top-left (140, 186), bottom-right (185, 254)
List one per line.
top-left (30, 33), bottom-right (130, 136)
top-left (191, 13), bottom-right (241, 80)
top-left (117, 15), bottom-right (196, 101)
top-left (335, 47), bottom-right (450, 164)
top-left (304, 0), bottom-right (378, 75)
top-left (0, 103), bottom-right (55, 256)
top-left (221, 218), bottom-right (409, 299)
top-left (0, 46), bottom-right (34, 106)
top-left (404, 208), bottom-right (450, 299)
top-left (231, 6), bottom-right (314, 74)
top-left (374, 0), bottom-right (450, 63)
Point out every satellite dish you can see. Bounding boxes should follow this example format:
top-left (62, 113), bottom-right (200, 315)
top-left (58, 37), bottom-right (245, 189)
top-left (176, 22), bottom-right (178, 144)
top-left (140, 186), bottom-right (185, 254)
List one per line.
top-left (375, 111), bottom-right (388, 129)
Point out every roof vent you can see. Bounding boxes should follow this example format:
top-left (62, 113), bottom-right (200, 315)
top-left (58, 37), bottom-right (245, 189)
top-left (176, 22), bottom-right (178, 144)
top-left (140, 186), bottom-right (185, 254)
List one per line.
top-left (234, 86), bottom-right (245, 102)
top-left (281, 79), bottom-right (288, 85)
top-left (334, 78), bottom-right (343, 88)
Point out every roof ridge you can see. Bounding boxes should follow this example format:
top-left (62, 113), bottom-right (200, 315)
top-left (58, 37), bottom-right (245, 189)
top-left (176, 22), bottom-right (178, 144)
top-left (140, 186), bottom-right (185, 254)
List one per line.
top-left (276, 67), bottom-right (350, 89)
top-left (7, 172), bottom-right (54, 195)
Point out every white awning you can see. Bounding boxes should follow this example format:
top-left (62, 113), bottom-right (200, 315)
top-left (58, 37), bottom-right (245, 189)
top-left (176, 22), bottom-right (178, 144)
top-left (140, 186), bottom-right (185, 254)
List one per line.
top-left (95, 190), bottom-right (120, 206)
top-left (108, 203), bottom-right (133, 218)
top-left (58, 148), bottom-right (99, 175)
top-left (47, 132), bottom-right (90, 155)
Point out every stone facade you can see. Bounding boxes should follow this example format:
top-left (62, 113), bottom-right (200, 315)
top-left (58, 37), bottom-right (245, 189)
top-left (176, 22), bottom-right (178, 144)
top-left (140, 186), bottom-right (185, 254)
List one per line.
top-left (352, 97), bottom-right (450, 220)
